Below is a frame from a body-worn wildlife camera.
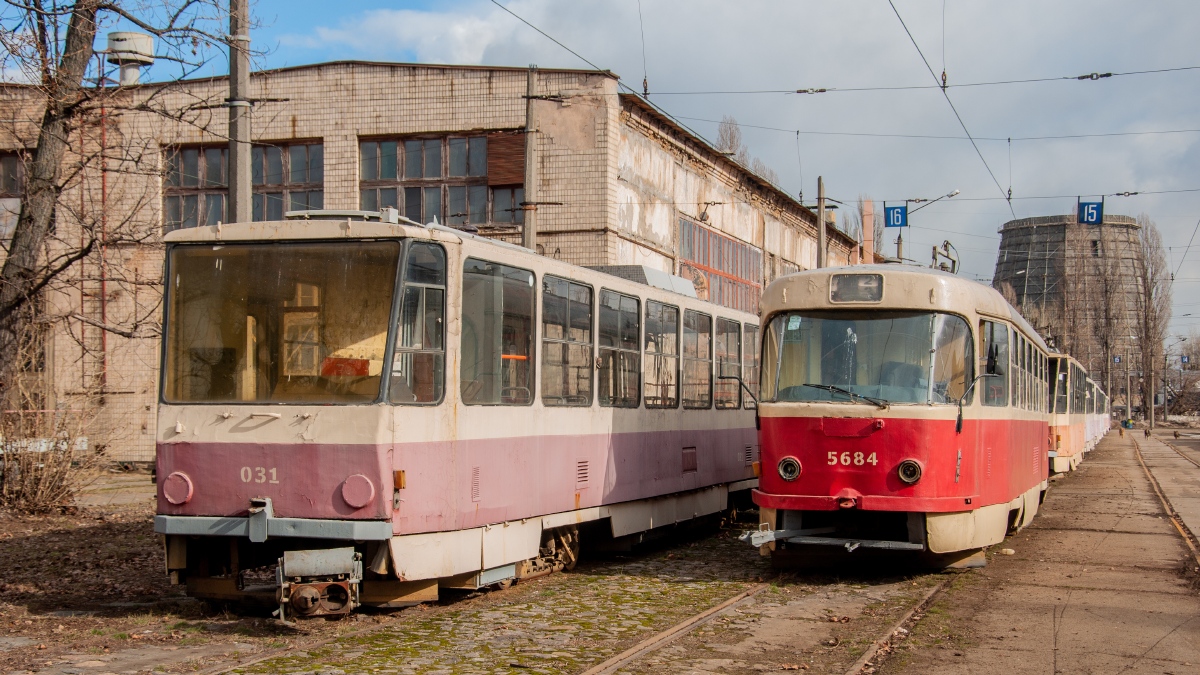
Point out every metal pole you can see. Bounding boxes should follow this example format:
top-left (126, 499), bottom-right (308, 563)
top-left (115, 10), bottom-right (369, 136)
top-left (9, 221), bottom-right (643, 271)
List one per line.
top-left (817, 176), bottom-right (826, 268)
top-left (228, 0), bottom-right (252, 224)
top-left (522, 65), bottom-right (539, 250)
top-left (1126, 349), bottom-right (1131, 423)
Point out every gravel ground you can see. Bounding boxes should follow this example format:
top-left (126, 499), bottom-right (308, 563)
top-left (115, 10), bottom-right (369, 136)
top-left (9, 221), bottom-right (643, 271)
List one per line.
top-left (2, 473), bottom-right (948, 675)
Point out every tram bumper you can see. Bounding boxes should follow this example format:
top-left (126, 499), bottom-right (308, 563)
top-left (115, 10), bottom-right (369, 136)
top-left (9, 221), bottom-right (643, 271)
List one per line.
top-left (275, 547), bottom-right (363, 619)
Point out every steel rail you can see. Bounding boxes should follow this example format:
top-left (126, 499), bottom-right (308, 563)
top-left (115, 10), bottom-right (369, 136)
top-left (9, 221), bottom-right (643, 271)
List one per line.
top-left (1132, 437), bottom-right (1200, 569)
top-left (1159, 435), bottom-right (1200, 470)
top-left (578, 581), bottom-right (772, 675)
top-left (843, 578), bottom-right (951, 675)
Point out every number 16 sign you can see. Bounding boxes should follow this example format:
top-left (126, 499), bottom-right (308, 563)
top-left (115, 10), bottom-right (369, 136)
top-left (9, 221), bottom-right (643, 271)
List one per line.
top-left (884, 205), bottom-right (908, 228)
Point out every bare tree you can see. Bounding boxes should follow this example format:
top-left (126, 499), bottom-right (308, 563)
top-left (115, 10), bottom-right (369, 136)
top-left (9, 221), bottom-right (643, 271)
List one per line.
top-left (0, 1), bottom-right (235, 508)
top-left (1134, 214), bottom-right (1172, 426)
top-left (715, 115), bottom-right (779, 184)
top-left (0, 1), bottom-right (231, 409)
top-left (715, 114), bottom-right (743, 156)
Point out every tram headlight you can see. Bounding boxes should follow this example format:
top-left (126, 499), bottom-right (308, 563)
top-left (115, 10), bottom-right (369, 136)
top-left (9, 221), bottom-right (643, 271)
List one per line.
top-left (897, 459), bottom-right (923, 485)
top-left (777, 456), bottom-right (802, 481)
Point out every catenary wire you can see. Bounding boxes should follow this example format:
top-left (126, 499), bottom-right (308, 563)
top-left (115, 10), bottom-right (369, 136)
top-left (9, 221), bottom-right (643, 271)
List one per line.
top-left (888, 0), bottom-right (1013, 217)
top-left (669, 115), bottom-right (1200, 143)
top-left (1173, 214), bottom-right (1200, 284)
top-left (642, 65), bottom-right (1200, 96)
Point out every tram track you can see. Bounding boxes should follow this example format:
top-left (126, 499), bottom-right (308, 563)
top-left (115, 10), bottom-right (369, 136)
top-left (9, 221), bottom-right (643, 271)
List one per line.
top-left (1159, 434), bottom-right (1200, 469)
top-left (1131, 437), bottom-right (1200, 569)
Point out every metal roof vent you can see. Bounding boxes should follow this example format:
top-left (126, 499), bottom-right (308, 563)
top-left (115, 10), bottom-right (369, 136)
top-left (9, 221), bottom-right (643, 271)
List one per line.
top-left (106, 32), bottom-right (154, 86)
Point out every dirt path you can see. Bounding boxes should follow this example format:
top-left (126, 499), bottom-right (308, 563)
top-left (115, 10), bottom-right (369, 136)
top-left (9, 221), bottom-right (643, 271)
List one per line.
top-left (876, 432), bottom-right (1200, 675)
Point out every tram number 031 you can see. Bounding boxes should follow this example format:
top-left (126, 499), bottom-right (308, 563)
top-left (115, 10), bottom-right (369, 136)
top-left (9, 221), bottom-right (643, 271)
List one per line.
top-left (827, 452), bottom-right (878, 467)
top-left (240, 466), bottom-right (280, 484)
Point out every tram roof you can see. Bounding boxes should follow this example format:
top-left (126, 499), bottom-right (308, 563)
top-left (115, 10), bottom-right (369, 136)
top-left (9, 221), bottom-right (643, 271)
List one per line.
top-left (162, 216), bottom-right (758, 319)
top-left (760, 264), bottom-right (1049, 351)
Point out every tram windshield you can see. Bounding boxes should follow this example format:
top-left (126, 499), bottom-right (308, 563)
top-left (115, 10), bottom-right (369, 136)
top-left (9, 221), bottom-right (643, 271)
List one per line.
top-left (761, 311), bottom-right (974, 405)
top-left (163, 241), bottom-right (401, 403)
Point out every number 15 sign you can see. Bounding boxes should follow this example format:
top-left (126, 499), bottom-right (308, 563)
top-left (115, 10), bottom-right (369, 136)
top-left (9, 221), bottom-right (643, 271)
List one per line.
top-left (1078, 201), bottom-right (1103, 224)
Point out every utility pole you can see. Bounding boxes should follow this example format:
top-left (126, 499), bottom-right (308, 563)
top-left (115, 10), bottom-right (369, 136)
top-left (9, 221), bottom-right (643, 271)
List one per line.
top-left (228, 0), bottom-right (251, 223)
top-left (1125, 349), bottom-right (1132, 423)
top-left (816, 176), bottom-right (826, 268)
top-left (522, 65), bottom-right (539, 250)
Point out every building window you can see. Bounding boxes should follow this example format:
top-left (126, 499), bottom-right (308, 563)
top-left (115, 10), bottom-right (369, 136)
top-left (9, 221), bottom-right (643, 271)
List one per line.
top-left (359, 135), bottom-right (525, 228)
top-left (1090, 239), bottom-right (1100, 257)
top-left (678, 218), bottom-right (762, 313)
top-left (164, 142), bottom-right (323, 231)
top-left (252, 143), bottom-right (324, 220)
top-left (0, 152), bottom-right (23, 241)
top-left (164, 146), bottom-right (227, 232)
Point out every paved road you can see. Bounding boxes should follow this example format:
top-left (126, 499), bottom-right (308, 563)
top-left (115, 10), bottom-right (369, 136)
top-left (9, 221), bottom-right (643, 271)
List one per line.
top-left (880, 432), bottom-right (1200, 675)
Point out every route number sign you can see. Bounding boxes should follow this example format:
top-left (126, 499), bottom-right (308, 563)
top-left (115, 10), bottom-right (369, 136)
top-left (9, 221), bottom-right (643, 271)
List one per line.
top-left (885, 205), bottom-right (908, 228)
top-left (1184, 355), bottom-right (1191, 365)
top-left (1113, 355), bottom-right (1121, 364)
top-left (1078, 201), bottom-right (1103, 224)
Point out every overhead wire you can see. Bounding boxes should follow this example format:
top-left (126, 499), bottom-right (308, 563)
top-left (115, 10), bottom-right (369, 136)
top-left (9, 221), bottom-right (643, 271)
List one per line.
top-left (640, 65), bottom-right (1200, 96)
top-left (887, 0), bottom-right (1014, 218)
top-left (667, 114), bottom-right (1200, 144)
top-left (636, 0), bottom-right (648, 96)
top-left (1173, 214), bottom-right (1200, 283)
top-left (488, 0), bottom-right (789, 192)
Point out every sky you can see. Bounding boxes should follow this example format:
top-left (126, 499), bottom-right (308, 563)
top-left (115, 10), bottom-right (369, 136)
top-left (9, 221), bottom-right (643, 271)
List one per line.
top-left (139, 0), bottom-right (1200, 344)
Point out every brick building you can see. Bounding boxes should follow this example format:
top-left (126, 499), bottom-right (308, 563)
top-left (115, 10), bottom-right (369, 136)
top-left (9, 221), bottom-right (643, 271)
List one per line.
top-left (0, 61), bottom-right (858, 461)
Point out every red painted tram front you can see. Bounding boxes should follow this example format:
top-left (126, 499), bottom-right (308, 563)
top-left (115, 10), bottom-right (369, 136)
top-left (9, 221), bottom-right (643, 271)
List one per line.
top-left (747, 267), bottom-right (1051, 557)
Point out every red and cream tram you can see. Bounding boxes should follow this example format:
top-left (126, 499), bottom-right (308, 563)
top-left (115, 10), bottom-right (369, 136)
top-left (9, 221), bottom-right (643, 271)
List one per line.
top-left (1047, 356), bottom-right (1109, 473)
top-left (154, 210), bottom-right (760, 618)
top-left (746, 265), bottom-right (1097, 558)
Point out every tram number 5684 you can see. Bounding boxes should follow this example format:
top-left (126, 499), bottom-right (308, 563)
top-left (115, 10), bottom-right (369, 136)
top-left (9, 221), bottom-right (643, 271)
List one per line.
top-left (240, 466), bottom-right (280, 484)
top-left (827, 452), bottom-right (879, 467)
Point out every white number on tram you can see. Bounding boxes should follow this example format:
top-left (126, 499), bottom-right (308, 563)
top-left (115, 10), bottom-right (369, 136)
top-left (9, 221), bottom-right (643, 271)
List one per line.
top-left (826, 452), bottom-right (878, 467)
top-left (239, 466), bottom-right (280, 484)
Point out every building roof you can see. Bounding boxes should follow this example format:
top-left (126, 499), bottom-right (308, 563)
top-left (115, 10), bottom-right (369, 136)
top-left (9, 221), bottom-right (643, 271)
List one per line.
top-left (1000, 214), bottom-right (1138, 231)
top-left (618, 93), bottom-right (858, 249)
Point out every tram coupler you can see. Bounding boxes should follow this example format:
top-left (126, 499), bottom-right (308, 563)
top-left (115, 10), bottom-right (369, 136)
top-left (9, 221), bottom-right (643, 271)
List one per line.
top-left (740, 524), bottom-right (836, 547)
top-left (274, 547), bottom-right (362, 621)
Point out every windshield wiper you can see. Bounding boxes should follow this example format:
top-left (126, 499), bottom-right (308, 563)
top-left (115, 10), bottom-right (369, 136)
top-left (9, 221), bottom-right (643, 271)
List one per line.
top-left (802, 383), bottom-right (889, 409)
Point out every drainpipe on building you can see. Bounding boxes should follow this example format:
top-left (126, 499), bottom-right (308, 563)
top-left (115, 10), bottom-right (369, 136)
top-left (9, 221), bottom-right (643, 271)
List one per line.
top-left (816, 176), bottom-right (825, 268)
top-left (522, 65), bottom-right (539, 250)
top-left (228, 0), bottom-right (252, 224)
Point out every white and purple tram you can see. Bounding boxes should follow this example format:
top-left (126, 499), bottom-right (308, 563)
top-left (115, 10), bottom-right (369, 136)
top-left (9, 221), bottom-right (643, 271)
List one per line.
top-left (154, 210), bottom-right (760, 617)
top-left (747, 265), bottom-right (1109, 559)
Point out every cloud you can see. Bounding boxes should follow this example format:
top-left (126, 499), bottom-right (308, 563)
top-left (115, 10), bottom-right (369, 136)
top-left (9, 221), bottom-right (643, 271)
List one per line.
top-left (269, 0), bottom-right (1200, 326)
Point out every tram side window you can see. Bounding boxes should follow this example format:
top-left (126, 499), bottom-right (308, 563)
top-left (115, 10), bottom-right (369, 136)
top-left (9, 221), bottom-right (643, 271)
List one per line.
top-left (541, 276), bottom-right (593, 406)
top-left (979, 320), bottom-right (1009, 406)
top-left (391, 243), bottom-right (446, 404)
top-left (598, 290), bottom-right (640, 407)
top-left (460, 258), bottom-right (535, 405)
top-left (683, 310), bottom-right (713, 409)
top-left (743, 324), bottom-right (759, 409)
top-left (644, 300), bottom-right (680, 408)
top-left (1010, 332), bottom-right (1018, 408)
top-left (715, 318), bottom-right (741, 409)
